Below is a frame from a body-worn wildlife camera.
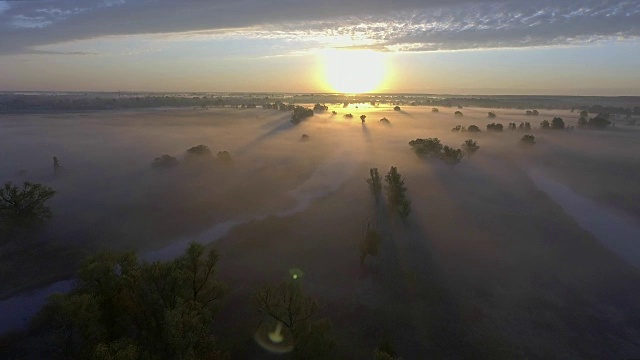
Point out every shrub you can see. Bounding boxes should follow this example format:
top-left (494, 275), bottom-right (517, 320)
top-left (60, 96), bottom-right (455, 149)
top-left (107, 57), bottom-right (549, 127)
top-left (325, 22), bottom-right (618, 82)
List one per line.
top-left (461, 139), bottom-right (479, 157)
top-left (451, 125), bottom-right (466, 132)
top-left (409, 138), bottom-right (443, 158)
top-left (486, 123), bottom-right (503, 132)
top-left (467, 125), bottom-right (481, 132)
top-left (152, 154), bottom-right (179, 169)
top-left (520, 134), bottom-right (536, 145)
top-left (454, 111), bottom-right (463, 117)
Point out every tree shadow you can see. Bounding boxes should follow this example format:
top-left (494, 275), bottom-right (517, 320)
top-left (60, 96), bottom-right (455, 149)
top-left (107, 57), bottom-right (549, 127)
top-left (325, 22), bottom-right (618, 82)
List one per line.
top-left (361, 123), bottom-right (372, 142)
top-left (236, 115), bottom-right (296, 155)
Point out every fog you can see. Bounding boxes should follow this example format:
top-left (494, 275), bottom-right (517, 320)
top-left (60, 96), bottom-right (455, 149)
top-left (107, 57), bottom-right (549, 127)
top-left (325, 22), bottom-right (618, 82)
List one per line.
top-left (2, 105), bottom-right (640, 357)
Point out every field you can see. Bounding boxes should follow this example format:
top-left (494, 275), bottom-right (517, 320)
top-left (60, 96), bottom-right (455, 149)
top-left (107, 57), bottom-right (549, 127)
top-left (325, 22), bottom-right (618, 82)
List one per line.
top-left (1, 105), bottom-right (640, 358)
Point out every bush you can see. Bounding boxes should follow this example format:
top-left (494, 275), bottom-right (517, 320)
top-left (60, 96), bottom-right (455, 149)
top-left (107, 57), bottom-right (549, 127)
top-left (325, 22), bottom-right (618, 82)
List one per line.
top-left (291, 106), bottom-right (314, 124)
top-left (185, 145), bottom-right (212, 159)
top-left (508, 122), bottom-right (516, 130)
top-left (440, 146), bottom-right (464, 167)
top-left (1, 181), bottom-right (56, 229)
top-left (487, 111), bottom-right (497, 118)
top-left (467, 125), bottom-right (481, 132)
top-left (518, 122), bottom-right (532, 131)
top-left (379, 117), bottom-right (390, 125)
top-left (454, 111), bottom-right (463, 117)
top-left (520, 134), bottom-right (536, 145)
top-left (551, 117), bottom-right (565, 129)
top-left (216, 151), bottom-right (232, 162)
top-left (486, 123), bottom-right (503, 132)
top-left (345, 113), bottom-right (354, 118)
top-left (394, 106), bottom-right (401, 111)
top-left (461, 139), bottom-right (479, 157)
top-left (431, 108), bottom-right (439, 112)
top-left (152, 154), bottom-right (179, 169)
top-left (409, 138), bottom-right (443, 158)
top-left (300, 134), bottom-right (310, 142)
top-left (313, 103), bottom-right (328, 112)
top-left (588, 114), bottom-right (612, 128)
top-left (540, 120), bottom-right (550, 129)
top-left (451, 125), bottom-right (466, 132)
top-left (526, 110), bottom-right (539, 116)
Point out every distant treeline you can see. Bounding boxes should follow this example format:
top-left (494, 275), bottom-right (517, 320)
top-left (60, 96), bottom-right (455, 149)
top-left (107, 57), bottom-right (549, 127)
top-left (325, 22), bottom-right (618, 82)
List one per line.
top-left (1, 93), bottom-right (639, 114)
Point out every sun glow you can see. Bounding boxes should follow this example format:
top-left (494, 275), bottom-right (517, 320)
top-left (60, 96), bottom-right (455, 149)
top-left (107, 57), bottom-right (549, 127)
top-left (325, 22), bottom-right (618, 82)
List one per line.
top-left (321, 49), bottom-right (388, 94)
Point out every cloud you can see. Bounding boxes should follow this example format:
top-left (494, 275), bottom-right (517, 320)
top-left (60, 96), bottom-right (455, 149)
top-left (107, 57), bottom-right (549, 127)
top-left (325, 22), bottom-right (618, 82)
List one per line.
top-left (0, 0), bottom-right (639, 55)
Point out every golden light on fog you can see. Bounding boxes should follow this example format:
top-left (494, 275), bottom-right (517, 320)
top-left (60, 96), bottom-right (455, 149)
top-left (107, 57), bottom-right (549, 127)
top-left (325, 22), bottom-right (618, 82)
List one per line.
top-left (321, 49), bottom-right (388, 94)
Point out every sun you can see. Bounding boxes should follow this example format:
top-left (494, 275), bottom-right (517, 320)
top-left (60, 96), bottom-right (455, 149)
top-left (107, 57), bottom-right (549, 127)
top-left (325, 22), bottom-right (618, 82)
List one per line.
top-left (320, 49), bottom-right (388, 94)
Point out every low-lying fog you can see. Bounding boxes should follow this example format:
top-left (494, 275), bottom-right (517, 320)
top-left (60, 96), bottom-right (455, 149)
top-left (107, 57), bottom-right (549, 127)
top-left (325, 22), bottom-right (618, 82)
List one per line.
top-left (2, 105), bottom-right (640, 358)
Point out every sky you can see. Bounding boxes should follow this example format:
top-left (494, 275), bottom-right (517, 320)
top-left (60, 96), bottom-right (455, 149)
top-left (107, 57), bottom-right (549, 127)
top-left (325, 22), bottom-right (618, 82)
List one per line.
top-left (0, 0), bottom-right (639, 95)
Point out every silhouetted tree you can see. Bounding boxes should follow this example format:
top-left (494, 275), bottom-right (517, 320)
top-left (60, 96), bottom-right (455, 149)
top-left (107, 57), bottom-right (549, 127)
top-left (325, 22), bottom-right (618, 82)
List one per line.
top-left (451, 125), bottom-right (466, 132)
top-left (454, 111), bottom-right (463, 117)
top-left (398, 198), bottom-right (411, 223)
top-left (379, 117), bottom-right (390, 125)
top-left (344, 113), bottom-right (354, 118)
top-left (551, 117), bottom-right (565, 129)
top-left (360, 115), bottom-right (367, 123)
top-left (486, 123), bottom-right (503, 132)
top-left (313, 103), bottom-right (328, 112)
top-left (487, 111), bottom-right (497, 118)
top-left (520, 134), bottom-right (536, 145)
top-left (151, 154), bottom-right (179, 169)
top-left (292, 106), bottom-right (314, 124)
top-left (34, 243), bottom-right (228, 360)
top-left (253, 281), bottom-right (333, 359)
top-left (1, 181), bottom-right (56, 229)
top-left (526, 110), bottom-right (539, 116)
top-left (394, 106), bottom-right (401, 111)
top-left (431, 108), bottom-right (439, 112)
top-left (588, 114), bottom-right (612, 128)
top-left (508, 122), bottom-right (517, 130)
top-left (467, 125), bottom-right (481, 132)
top-left (540, 120), bottom-right (550, 129)
top-left (409, 138), bottom-right (442, 158)
top-left (440, 146), bottom-right (464, 168)
top-left (217, 151), bottom-right (232, 162)
top-left (384, 167), bottom-right (409, 216)
top-left (461, 139), bottom-right (479, 157)
top-left (185, 145), bottom-right (212, 160)
top-left (53, 156), bottom-right (62, 174)
top-left (366, 168), bottom-right (383, 203)
top-left (331, 111), bottom-right (337, 115)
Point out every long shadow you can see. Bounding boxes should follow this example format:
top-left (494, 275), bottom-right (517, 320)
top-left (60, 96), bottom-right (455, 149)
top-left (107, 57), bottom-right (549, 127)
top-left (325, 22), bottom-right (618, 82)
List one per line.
top-left (361, 122), bottom-right (372, 142)
top-left (372, 198), bottom-right (475, 358)
top-left (235, 114), bottom-right (296, 155)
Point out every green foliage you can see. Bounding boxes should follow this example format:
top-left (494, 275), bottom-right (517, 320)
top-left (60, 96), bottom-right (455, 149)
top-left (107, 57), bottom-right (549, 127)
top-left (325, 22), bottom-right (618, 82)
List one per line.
top-left (520, 134), bottom-right (536, 145)
top-left (185, 145), bottom-right (212, 160)
top-left (313, 103), bottom-right (328, 112)
top-left (151, 154), bottom-right (179, 169)
top-left (551, 117), bottom-right (565, 129)
top-left (467, 125), bottom-right (481, 132)
top-left (34, 243), bottom-right (228, 360)
top-left (292, 106), bottom-right (314, 124)
top-left (366, 168), bottom-right (383, 203)
top-left (216, 151), bottom-right (232, 162)
top-left (486, 123), bottom-right (503, 132)
top-left (384, 167), bottom-right (410, 221)
top-left (461, 139), bottom-right (479, 157)
top-left (440, 146), bottom-right (464, 168)
top-left (0, 181), bottom-right (56, 229)
top-left (408, 138), bottom-right (442, 158)
top-left (360, 219), bottom-right (382, 266)
top-left (253, 281), bottom-right (333, 359)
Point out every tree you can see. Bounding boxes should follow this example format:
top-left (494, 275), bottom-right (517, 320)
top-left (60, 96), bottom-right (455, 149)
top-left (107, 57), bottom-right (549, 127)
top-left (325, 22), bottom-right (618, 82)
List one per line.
top-left (551, 117), bottom-right (565, 129)
top-left (397, 198), bottom-right (411, 222)
top-left (486, 123), bottom-right (503, 132)
top-left (185, 145), bottom-right (212, 160)
top-left (292, 106), bottom-right (314, 124)
top-left (487, 111), bottom-right (497, 118)
top-left (508, 122), bottom-right (516, 130)
top-left (540, 120), bottom-right (550, 129)
top-left (393, 106), bottom-right (401, 111)
top-left (440, 146), bottom-right (464, 168)
top-left (409, 138), bottom-right (442, 158)
top-left (216, 151), bottom-right (232, 162)
top-left (467, 125), bottom-right (481, 132)
top-left (520, 134), bottom-right (536, 145)
top-left (33, 243), bottom-right (228, 360)
top-left (253, 281), bottom-right (333, 359)
top-left (431, 108), bottom-right (439, 112)
top-left (454, 111), bottom-right (463, 117)
top-left (384, 167), bottom-right (408, 212)
top-left (313, 103), bottom-right (328, 112)
top-left (53, 156), bottom-right (62, 174)
top-left (1, 181), bottom-right (56, 228)
top-left (151, 154), bottom-right (179, 169)
top-left (360, 219), bottom-right (381, 266)
top-left (360, 115), bottom-right (367, 123)
top-left (451, 125), bottom-right (466, 132)
top-left (300, 134), bottom-right (310, 142)
top-left (588, 114), bottom-right (612, 128)
top-left (331, 111), bottom-right (337, 115)
top-left (344, 113), bottom-right (354, 118)
top-left (461, 139), bottom-right (479, 157)
top-left (366, 168), bottom-right (382, 203)
top-left (379, 117), bottom-right (390, 125)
